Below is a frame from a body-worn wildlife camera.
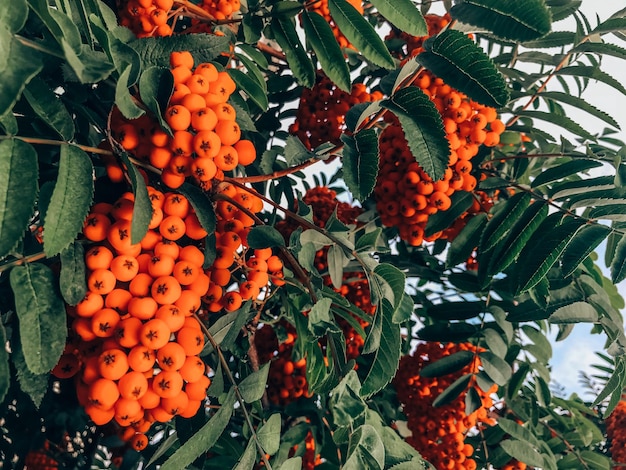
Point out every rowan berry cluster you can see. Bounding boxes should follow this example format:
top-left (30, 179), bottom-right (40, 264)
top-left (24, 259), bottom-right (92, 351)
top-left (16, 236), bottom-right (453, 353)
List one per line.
top-left (375, 71), bottom-right (505, 246)
top-left (604, 399), bottom-right (626, 466)
top-left (305, 0), bottom-right (362, 49)
top-left (24, 441), bottom-right (59, 470)
top-left (386, 13), bottom-right (452, 61)
top-left (289, 73), bottom-right (382, 151)
top-left (393, 341), bottom-right (497, 470)
top-left (108, 51), bottom-right (256, 190)
top-left (116, 0), bottom-right (241, 37)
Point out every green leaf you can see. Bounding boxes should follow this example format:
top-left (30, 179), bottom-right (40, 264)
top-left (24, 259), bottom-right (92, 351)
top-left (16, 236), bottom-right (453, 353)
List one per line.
top-left (571, 41), bottom-right (626, 61)
top-left (331, 370), bottom-right (367, 429)
top-left (483, 328), bottom-right (508, 357)
top-left (361, 300), bottom-right (401, 397)
top-left (500, 439), bottom-right (545, 468)
top-left (284, 135), bottom-right (314, 167)
top-left (234, 439), bottom-right (257, 470)
top-left (549, 301), bottom-right (599, 324)
top-left (115, 66), bottom-right (145, 120)
top-left (417, 323), bottom-right (478, 342)
top-left (229, 68), bottom-right (269, 111)
top-left (381, 87), bottom-right (450, 181)
top-left (561, 224), bottom-right (610, 277)
top-left (485, 200), bottom-right (548, 277)
top-left (450, 0), bottom-right (551, 42)
top-left (119, 153), bottom-right (151, 245)
top-left (308, 297), bottom-right (338, 337)
top-left (424, 191), bottom-right (475, 237)
top-left (498, 418), bottom-right (541, 447)
top-left (392, 293), bottom-right (414, 324)
top-left (62, 42), bottom-right (115, 83)
top-left (0, 26), bottom-right (43, 116)
top-left (0, 138), bottom-right (38, 258)
top-left (258, 414), bottom-right (282, 456)
top-left (130, 33), bottom-right (230, 69)
top-left (247, 226), bottom-right (286, 249)
top-left (514, 109), bottom-right (595, 142)
top-left (433, 373), bottom-right (472, 407)
top-left (447, 213), bottom-right (487, 266)
top-left (373, 263), bottom-right (406, 309)
top-left (207, 304), bottom-right (254, 352)
top-left (327, 244), bottom-right (347, 290)
top-left (417, 30), bottom-right (509, 107)
top-left (479, 351), bottom-right (511, 386)
top-left (370, 0), bottom-right (427, 37)
top-left (0, 323), bottom-right (9, 404)
top-left (591, 17), bottom-right (626, 35)
top-left (507, 362), bottom-right (530, 399)
top-left (239, 363), bottom-right (270, 403)
top-left (59, 241), bottom-right (87, 306)
top-left (10, 263), bottom-right (67, 374)
top-left (0, 0), bottom-right (28, 32)
top-left (23, 77), bottom-right (75, 140)
top-left (160, 389), bottom-right (236, 470)
top-left (426, 301), bottom-right (485, 320)
top-left (530, 159), bottom-right (603, 189)
top-left (419, 350), bottom-right (475, 378)
top-left (44, 145), bottom-right (94, 256)
top-left (481, 192), bottom-right (531, 252)
top-left (270, 16), bottom-right (315, 88)
top-left (341, 129), bottom-right (379, 201)
top-left (328, 0), bottom-right (395, 70)
top-left (516, 216), bottom-right (586, 294)
top-left (537, 91), bottom-right (620, 130)
top-left (139, 66), bottom-right (174, 132)
top-left (301, 11), bottom-right (351, 92)
top-left (557, 65), bottom-right (626, 98)
top-left (12, 343), bottom-right (48, 408)
top-left (344, 425), bottom-right (385, 470)
top-left (178, 183), bottom-right (216, 236)
top-left (277, 458), bottom-right (302, 470)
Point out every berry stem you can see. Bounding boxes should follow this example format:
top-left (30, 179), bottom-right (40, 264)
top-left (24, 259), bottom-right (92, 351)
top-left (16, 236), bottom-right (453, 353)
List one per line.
top-left (0, 252), bottom-right (47, 273)
top-left (0, 135), bottom-right (114, 156)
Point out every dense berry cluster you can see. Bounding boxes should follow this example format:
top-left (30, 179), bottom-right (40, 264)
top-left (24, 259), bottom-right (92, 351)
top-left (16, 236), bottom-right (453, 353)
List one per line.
top-left (24, 441), bottom-right (59, 470)
top-left (605, 399), bottom-right (626, 467)
top-left (289, 74), bottom-right (382, 151)
top-left (375, 72), bottom-right (505, 246)
top-left (108, 51), bottom-right (256, 190)
top-left (386, 13), bottom-right (452, 61)
top-left (116, 0), bottom-right (241, 37)
top-left (393, 342), bottom-right (497, 470)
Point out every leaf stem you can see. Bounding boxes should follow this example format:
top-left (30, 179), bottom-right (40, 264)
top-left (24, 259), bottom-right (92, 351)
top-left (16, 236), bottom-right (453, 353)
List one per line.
top-left (0, 252), bottom-right (47, 273)
top-left (14, 35), bottom-right (65, 59)
top-left (0, 135), bottom-right (114, 156)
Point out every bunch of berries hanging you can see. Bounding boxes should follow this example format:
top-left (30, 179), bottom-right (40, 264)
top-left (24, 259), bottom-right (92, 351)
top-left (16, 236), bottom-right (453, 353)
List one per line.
top-left (393, 341), bottom-right (497, 470)
top-left (289, 73), bottom-right (383, 151)
top-left (605, 398), bottom-right (626, 467)
top-left (107, 51), bottom-right (256, 190)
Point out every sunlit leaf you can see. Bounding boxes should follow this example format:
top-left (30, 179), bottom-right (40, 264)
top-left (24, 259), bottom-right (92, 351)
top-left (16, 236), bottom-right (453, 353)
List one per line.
top-left (417, 30), bottom-right (509, 107)
top-left (549, 301), bottom-right (599, 323)
top-left (370, 0), bottom-right (427, 37)
top-left (229, 68), bottom-right (269, 111)
top-left (130, 33), bottom-right (230, 69)
top-left (530, 159), bottom-right (603, 189)
top-left (447, 213), bottom-right (487, 267)
top-left (0, 0), bottom-right (28, 32)
top-left (561, 224), bottom-right (610, 277)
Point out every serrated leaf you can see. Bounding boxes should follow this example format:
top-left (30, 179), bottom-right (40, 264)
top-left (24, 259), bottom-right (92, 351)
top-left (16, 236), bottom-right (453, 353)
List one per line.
top-left (130, 33), bottom-right (230, 69)
top-left (549, 301), bottom-right (599, 324)
top-left (239, 363), bottom-right (270, 403)
top-left (234, 439), bottom-right (256, 470)
top-left (420, 350), bottom-right (475, 378)
top-left (515, 109), bottom-right (595, 142)
top-left (0, 0), bottom-right (28, 32)
top-left (23, 76), bottom-right (75, 140)
top-left (10, 263), bottom-right (67, 374)
top-left (178, 182), bottom-right (216, 234)
top-left (341, 129), bottom-right (379, 201)
top-left (417, 30), bottom-right (509, 107)
top-left (247, 226), bottom-right (286, 249)
top-left (0, 323), bottom-right (9, 404)
top-left (331, 370), bottom-right (367, 429)
top-left (139, 66), bottom-right (173, 130)
top-left (115, 65), bottom-right (145, 120)
top-left (561, 224), bottom-right (610, 277)
top-left (522, 31), bottom-right (576, 48)
top-left (119, 153), bottom-right (151, 244)
top-left (486, 200), bottom-right (548, 277)
top-left (481, 192), bottom-right (531, 252)
top-left (12, 343), bottom-right (48, 408)
top-left (62, 42), bottom-right (115, 83)
top-left (425, 191), bottom-right (475, 237)
top-left (381, 87), bottom-right (450, 181)
top-left (538, 91), bottom-right (620, 130)
top-left (610, 232), bottom-right (626, 283)
top-left (450, 0), bottom-right (551, 41)
top-left (500, 439), bottom-right (545, 468)
top-left (516, 216), bottom-right (586, 294)
top-left (327, 244), bottom-right (347, 290)
top-left (258, 414), bottom-right (282, 456)
top-left (498, 418), bottom-right (541, 447)
top-left (301, 11), bottom-right (351, 92)
top-left (0, 26), bottom-right (43, 116)
top-left (370, 0), bottom-right (427, 37)
top-left (59, 241), bottom-right (87, 306)
top-left (44, 145), bottom-right (94, 256)
top-left (447, 213), bottom-right (487, 266)
top-left (0, 138), bottom-right (38, 258)
top-left (361, 299), bottom-right (401, 397)
top-left (308, 297), bottom-right (338, 337)
top-left (591, 17), bottom-right (626, 35)
top-left (433, 373), bottom-right (472, 407)
top-left (160, 388), bottom-right (236, 470)
top-left (207, 305), bottom-right (253, 352)
top-left (344, 425), bottom-right (385, 470)
top-left (557, 65), bottom-right (626, 98)
top-left (530, 158), bottom-right (603, 189)
top-left (571, 41), bottom-right (626, 61)
top-left (479, 351), bottom-right (511, 386)
top-left (373, 263), bottom-right (406, 309)
top-left (328, 0), bottom-right (395, 69)
top-left (229, 68), bottom-right (269, 111)
top-left (284, 135), bottom-right (314, 167)
top-left (271, 16), bottom-right (315, 88)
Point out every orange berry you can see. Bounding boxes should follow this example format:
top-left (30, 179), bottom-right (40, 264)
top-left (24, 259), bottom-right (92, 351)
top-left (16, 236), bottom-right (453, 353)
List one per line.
top-left (139, 318), bottom-right (172, 349)
top-left (83, 213), bottom-right (111, 242)
top-left (85, 245), bottom-right (114, 271)
top-left (110, 255), bottom-right (139, 282)
top-left (165, 105), bottom-right (192, 131)
top-left (129, 272), bottom-right (154, 298)
top-left (170, 51), bottom-right (194, 69)
top-left (148, 254), bottom-right (176, 278)
top-left (215, 120), bottom-right (241, 146)
top-left (233, 140), bottom-right (256, 166)
top-left (98, 348), bottom-right (129, 381)
top-left (76, 291), bottom-right (104, 318)
top-left (87, 269), bottom-right (117, 295)
top-left (128, 296), bottom-right (159, 320)
top-left (128, 345), bottom-right (157, 373)
top-left (157, 342), bottom-right (187, 371)
top-left (176, 326), bottom-right (205, 356)
top-left (179, 356), bottom-right (205, 383)
top-left (151, 275), bottom-right (183, 306)
top-left (118, 370), bottom-right (149, 400)
top-left (191, 107), bottom-right (218, 131)
top-left (91, 308), bottom-right (121, 338)
top-left (153, 370), bottom-right (184, 398)
top-left (88, 378), bottom-right (120, 410)
top-left (115, 316), bottom-right (143, 348)
top-left (131, 433), bottom-right (149, 451)
top-left (184, 213), bottom-right (208, 240)
top-left (155, 304), bottom-right (186, 332)
top-left (159, 215), bottom-right (186, 241)
top-left (221, 291), bottom-right (242, 312)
